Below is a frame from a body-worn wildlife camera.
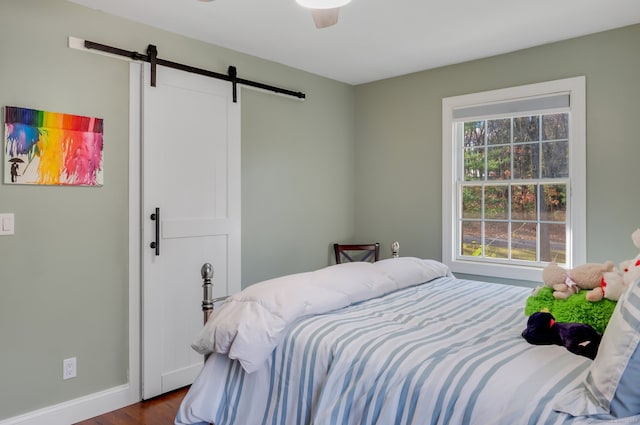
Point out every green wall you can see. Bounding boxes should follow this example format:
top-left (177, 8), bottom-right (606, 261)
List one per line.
top-left (354, 24), bottom-right (640, 285)
top-left (0, 0), bottom-right (353, 419)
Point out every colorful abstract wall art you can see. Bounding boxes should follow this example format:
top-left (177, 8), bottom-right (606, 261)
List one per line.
top-left (4, 106), bottom-right (104, 186)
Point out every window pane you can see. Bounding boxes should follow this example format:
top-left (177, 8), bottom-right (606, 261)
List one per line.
top-left (540, 223), bottom-right (566, 263)
top-left (540, 184), bottom-right (566, 222)
top-left (461, 221), bottom-right (482, 256)
top-left (511, 185), bottom-right (537, 220)
top-left (485, 186), bottom-right (508, 219)
top-left (542, 114), bottom-right (568, 140)
top-left (513, 144), bottom-right (539, 179)
top-left (487, 145), bottom-right (510, 180)
top-left (541, 141), bottom-right (568, 178)
top-left (462, 186), bottom-right (482, 219)
top-left (487, 118), bottom-right (510, 145)
top-left (514, 116), bottom-right (539, 142)
top-left (464, 147), bottom-right (485, 181)
top-left (512, 222), bottom-right (537, 261)
top-left (485, 221), bottom-right (508, 259)
top-left (464, 121), bottom-right (485, 147)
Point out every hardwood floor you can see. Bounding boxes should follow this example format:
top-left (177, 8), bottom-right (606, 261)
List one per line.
top-left (74, 386), bottom-right (189, 425)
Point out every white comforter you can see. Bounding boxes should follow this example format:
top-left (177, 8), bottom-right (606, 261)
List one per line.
top-left (191, 257), bottom-right (450, 372)
top-left (177, 272), bottom-right (629, 425)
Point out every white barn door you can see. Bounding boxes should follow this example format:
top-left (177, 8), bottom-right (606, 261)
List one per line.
top-left (139, 63), bottom-right (241, 399)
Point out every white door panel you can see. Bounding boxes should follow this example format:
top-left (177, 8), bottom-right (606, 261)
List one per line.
top-left (140, 63), bottom-right (240, 399)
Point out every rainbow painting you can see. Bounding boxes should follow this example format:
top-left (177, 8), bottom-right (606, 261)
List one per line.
top-left (4, 106), bottom-right (104, 186)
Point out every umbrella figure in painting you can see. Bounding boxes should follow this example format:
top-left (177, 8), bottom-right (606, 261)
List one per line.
top-left (10, 162), bottom-right (19, 182)
top-left (9, 157), bottom-right (24, 183)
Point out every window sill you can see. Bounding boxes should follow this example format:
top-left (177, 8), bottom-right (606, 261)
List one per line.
top-left (445, 258), bottom-right (544, 282)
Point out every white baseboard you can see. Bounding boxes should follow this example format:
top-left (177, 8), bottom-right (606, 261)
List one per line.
top-left (162, 362), bottom-right (202, 394)
top-left (0, 384), bottom-right (137, 425)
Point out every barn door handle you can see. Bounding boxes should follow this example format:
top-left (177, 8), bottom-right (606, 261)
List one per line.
top-left (150, 207), bottom-right (160, 256)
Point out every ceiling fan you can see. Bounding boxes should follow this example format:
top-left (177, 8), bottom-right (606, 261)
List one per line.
top-left (296, 0), bottom-right (352, 29)
top-left (198, 0), bottom-right (351, 30)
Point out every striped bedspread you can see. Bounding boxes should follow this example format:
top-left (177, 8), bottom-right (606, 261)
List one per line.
top-left (176, 276), bottom-right (596, 425)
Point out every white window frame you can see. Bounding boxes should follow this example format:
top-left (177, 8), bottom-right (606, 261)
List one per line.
top-left (442, 77), bottom-right (586, 282)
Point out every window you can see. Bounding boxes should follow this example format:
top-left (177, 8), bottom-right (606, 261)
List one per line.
top-left (442, 77), bottom-right (586, 282)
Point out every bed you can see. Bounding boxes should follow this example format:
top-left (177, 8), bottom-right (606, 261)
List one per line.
top-left (175, 257), bottom-right (640, 425)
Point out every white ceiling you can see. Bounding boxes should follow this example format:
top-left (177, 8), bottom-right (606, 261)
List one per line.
top-left (67, 0), bottom-right (640, 85)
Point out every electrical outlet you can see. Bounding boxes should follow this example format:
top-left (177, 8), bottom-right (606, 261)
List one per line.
top-left (63, 357), bottom-right (77, 380)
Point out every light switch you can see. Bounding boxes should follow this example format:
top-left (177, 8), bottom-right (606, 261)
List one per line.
top-left (0, 213), bottom-right (15, 235)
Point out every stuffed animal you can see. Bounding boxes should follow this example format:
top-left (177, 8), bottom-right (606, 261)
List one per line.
top-left (542, 261), bottom-right (615, 300)
top-left (585, 257), bottom-right (640, 303)
top-left (586, 229), bottom-right (640, 302)
top-left (623, 228), bottom-right (640, 285)
top-left (542, 263), bottom-right (577, 300)
top-left (521, 311), bottom-right (602, 359)
top-left (621, 258), bottom-right (640, 286)
top-left (586, 270), bottom-right (628, 302)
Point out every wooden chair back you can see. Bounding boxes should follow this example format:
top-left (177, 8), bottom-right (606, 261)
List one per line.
top-left (333, 243), bottom-right (380, 264)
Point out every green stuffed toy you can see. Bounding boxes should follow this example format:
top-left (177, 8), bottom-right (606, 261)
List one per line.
top-left (524, 286), bottom-right (617, 333)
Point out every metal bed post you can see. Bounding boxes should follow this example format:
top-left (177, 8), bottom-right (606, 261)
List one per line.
top-left (201, 263), bottom-right (214, 363)
top-left (391, 241), bottom-right (400, 258)
top-left (200, 262), bottom-right (231, 362)
top-left (201, 263), bottom-right (214, 325)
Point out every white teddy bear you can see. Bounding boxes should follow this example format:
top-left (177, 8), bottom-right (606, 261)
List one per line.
top-left (586, 229), bottom-right (640, 302)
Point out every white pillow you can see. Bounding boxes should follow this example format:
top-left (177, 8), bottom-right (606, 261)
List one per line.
top-left (554, 276), bottom-right (640, 418)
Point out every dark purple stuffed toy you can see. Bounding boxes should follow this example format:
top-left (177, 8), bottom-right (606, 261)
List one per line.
top-left (521, 311), bottom-right (602, 359)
